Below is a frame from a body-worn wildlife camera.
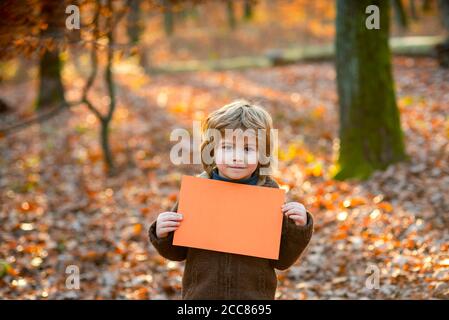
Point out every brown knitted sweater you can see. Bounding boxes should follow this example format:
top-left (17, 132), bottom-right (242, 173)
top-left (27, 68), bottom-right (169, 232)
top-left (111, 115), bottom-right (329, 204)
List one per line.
top-left (148, 174), bottom-right (314, 300)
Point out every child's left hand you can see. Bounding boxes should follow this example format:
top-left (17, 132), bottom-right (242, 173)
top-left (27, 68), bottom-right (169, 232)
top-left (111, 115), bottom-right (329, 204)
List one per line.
top-left (282, 202), bottom-right (307, 226)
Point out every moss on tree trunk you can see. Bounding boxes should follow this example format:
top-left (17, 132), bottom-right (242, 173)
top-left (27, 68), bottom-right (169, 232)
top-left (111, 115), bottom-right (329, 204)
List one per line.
top-left (334, 0), bottom-right (407, 180)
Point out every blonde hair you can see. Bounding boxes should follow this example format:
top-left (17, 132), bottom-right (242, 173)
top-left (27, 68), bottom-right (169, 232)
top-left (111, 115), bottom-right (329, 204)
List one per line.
top-left (200, 99), bottom-right (274, 184)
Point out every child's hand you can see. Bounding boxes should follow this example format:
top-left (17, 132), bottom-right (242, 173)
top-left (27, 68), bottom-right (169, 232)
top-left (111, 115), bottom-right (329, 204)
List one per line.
top-left (156, 212), bottom-right (183, 238)
top-left (282, 202), bottom-right (307, 226)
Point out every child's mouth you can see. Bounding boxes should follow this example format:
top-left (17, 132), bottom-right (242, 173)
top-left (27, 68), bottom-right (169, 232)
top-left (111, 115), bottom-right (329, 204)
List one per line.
top-left (227, 165), bottom-right (246, 169)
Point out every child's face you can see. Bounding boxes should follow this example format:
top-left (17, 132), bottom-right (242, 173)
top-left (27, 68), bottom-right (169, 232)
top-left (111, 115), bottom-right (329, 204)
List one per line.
top-left (214, 131), bottom-right (259, 180)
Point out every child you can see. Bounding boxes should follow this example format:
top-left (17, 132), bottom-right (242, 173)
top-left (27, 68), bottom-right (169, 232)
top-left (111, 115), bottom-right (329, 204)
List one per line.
top-left (149, 100), bottom-right (314, 300)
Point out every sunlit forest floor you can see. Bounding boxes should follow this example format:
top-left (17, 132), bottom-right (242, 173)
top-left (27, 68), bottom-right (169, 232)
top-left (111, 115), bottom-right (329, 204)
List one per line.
top-left (0, 57), bottom-right (448, 299)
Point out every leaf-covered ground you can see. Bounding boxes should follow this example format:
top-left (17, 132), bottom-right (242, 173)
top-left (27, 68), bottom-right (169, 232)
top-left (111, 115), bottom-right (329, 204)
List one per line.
top-left (0, 57), bottom-right (448, 299)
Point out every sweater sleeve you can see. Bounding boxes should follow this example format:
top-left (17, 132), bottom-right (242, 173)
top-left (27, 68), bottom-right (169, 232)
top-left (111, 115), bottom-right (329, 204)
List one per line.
top-left (263, 176), bottom-right (314, 270)
top-left (270, 211), bottom-right (314, 270)
top-left (148, 201), bottom-right (188, 262)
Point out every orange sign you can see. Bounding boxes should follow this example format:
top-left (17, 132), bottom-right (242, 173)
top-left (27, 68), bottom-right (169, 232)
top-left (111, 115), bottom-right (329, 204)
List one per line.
top-left (173, 175), bottom-right (285, 259)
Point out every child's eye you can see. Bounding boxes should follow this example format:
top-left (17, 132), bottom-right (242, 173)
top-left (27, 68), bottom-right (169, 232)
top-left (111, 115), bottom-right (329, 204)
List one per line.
top-left (222, 145), bottom-right (232, 150)
top-left (244, 146), bottom-right (255, 152)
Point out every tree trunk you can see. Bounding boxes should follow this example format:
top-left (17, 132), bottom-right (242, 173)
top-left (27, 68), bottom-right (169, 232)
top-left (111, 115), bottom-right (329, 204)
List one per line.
top-left (102, 0), bottom-right (117, 175)
top-left (0, 98), bottom-right (11, 114)
top-left (392, 0), bottom-right (409, 29)
top-left (162, 0), bottom-right (174, 36)
top-left (334, 0), bottom-right (406, 180)
top-left (422, 0), bottom-right (432, 11)
top-left (243, 0), bottom-right (253, 21)
top-left (127, 0), bottom-right (143, 45)
top-left (436, 0), bottom-right (449, 67)
top-left (227, 0), bottom-right (236, 30)
top-left (37, 0), bottom-right (66, 110)
top-left (100, 119), bottom-right (114, 173)
top-left (438, 0), bottom-right (449, 32)
top-left (409, 0), bottom-right (418, 20)
top-left (37, 50), bottom-right (66, 109)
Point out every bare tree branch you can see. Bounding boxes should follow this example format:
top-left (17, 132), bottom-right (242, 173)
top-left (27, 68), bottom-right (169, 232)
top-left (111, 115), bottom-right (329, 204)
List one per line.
top-left (81, 1), bottom-right (106, 122)
top-left (0, 101), bottom-right (80, 136)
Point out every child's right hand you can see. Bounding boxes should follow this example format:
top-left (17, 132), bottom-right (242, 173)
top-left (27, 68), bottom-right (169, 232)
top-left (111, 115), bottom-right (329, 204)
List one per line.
top-left (156, 212), bottom-right (183, 238)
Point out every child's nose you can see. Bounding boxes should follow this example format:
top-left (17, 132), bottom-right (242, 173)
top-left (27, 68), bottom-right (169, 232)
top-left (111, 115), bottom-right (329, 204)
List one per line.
top-left (233, 150), bottom-right (245, 162)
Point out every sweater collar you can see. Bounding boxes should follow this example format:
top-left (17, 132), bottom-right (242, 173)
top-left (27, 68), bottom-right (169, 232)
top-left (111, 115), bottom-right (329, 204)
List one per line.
top-left (211, 168), bottom-right (259, 185)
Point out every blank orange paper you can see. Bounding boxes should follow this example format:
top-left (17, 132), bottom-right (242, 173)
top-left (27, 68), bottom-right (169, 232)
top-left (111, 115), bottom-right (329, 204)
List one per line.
top-left (172, 175), bottom-right (286, 259)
